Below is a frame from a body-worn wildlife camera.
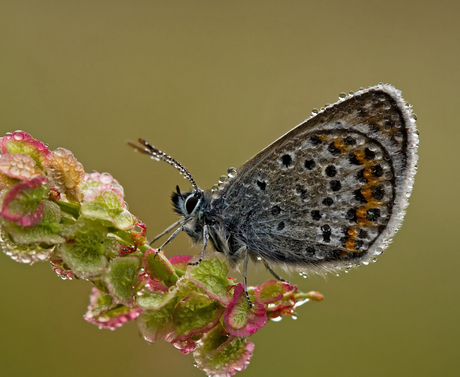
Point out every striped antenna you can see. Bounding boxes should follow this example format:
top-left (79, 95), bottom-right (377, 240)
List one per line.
top-left (128, 138), bottom-right (199, 192)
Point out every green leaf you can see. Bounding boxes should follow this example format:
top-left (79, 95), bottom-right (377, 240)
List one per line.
top-left (1, 176), bottom-right (48, 227)
top-left (255, 280), bottom-right (293, 304)
top-left (104, 256), bottom-right (141, 307)
top-left (4, 200), bottom-right (64, 245)
top-left (58, 218), bottom-right (116, 279)
top-left (84, 287), bottom-right (142, 330)
top-left (142, 249), bottom-right (178, 287)
top-left (0, 226), bottom-right (55, 264)
top-left (0, 131), bottom-right (50, 170)
top-left (139, 291), bottom-right (223, 345)
top-left (193, 324), bottom-right (255, 377)
top-left (223, 283), bottom-right (267, 336)
top-left (138, 290), bottom-right (171, 310)
top-left (172, 292), bottom-right (223, 342)
top-left (187, 255), bottom-right (232, 304)
top-left (138, 306), bottom-right (174, 343)
top-left (80, 189), bottom-right (135, 231)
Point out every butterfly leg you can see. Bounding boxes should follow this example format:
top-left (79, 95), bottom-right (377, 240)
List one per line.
top-left (156, 218), bottom-right (192, 254)
top-left (157, 225), bottom-right (185, 254)
top-left (243, 248), bottom-right (253, 308)
top-left (188, 224), bottom-right (209, 266)
top-left (262, 259), bottom-right (291, 285)
top-left (150, 220), bottom-right (182, 245)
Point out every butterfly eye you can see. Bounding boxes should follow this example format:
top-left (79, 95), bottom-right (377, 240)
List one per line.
top-left (185, 195), bottom-right (199, 214)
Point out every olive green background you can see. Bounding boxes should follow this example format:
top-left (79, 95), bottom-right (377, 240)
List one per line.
top-left (0, 1), bottom-right (458, 376)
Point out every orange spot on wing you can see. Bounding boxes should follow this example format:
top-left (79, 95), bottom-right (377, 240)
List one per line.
top-left (347, 227), bottom-right (358, 237)
top-left (333, 138), bottom-right (347, 152)
top-left (354, 150), bottom-right (367, 163)
top-left (356, 207), bottom-right (372, 227)
top-left (343, 227), bottom-right (358, 253)
top-left (345, 239), bottom-right (356, 251)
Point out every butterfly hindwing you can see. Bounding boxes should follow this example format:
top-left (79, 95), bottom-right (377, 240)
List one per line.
top-left (211, 85), bottom-right (418, 273)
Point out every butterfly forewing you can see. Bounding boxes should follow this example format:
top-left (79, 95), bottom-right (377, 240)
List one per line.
top-left (211, 85), bottom-right (418, 273)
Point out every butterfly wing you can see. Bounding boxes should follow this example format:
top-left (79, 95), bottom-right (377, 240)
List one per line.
top-left (210, 84), bottom-right (418, 274)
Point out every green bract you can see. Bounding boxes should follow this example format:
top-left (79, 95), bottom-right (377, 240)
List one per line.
top-left (143, 249), bottom-right (179, 287)
top-left (0, 131), bottom-right (50, 170)
top-left (193, 324), bottom-right (255, 377)
top-left (138, 306), bottom-right (173, 343)
top-left (84, 287), bottom-right (142, 330)
top-left (58, 218), bottom-right (119, 278)
top-left (80, 188), bottom-right (135, 230)
top-left (3, 200), bottom-right (64, 245)
top-left (137, 289), bottom-right (179, 310)
top-left (1, 177), bottom-right (49, 227)
top-left (0, 226), bottom-right (55, 264)
top-left (187, 256), bottom-right (232, 304)
top-left (255, 280), bottom-right (292, 304)
top-left (104, 256), bottom-right (141, 307)
top-left (172, 292), bottom-right (223, 341)
top-left (223, 283), bottom-right (267, 337)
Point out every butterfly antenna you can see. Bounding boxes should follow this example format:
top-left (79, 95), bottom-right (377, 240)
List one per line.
top-left (128, 138), bottom-right (199, 192)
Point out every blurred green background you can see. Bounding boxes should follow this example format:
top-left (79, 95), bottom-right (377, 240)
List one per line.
top-left (0, 1), bottom-right (458, 376)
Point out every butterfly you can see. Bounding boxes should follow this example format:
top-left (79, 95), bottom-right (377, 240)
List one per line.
top-left (129, 84), bottom-right (418, 306)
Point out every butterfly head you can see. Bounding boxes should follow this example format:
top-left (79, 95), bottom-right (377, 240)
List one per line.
top-left (171, 185), bottom-right (206, 218)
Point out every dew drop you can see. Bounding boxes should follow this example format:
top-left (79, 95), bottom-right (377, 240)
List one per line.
top-left (339, 92), bottom-right (347, 99)
top-left (355, 135), bottom-right (365, 145)
top-left (227, 167), bottom-right (237, 178)
top-left (374, 247), bottom-right (383, 255)
top-left (311, 108), bottom-right (319, 115)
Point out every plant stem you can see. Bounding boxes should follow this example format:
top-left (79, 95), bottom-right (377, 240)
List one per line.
top-left (56, 200), bottom-right (80, 219)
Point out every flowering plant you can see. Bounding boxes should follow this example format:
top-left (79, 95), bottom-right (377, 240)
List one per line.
top-left (0, 131), bottom-right (323, 376)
